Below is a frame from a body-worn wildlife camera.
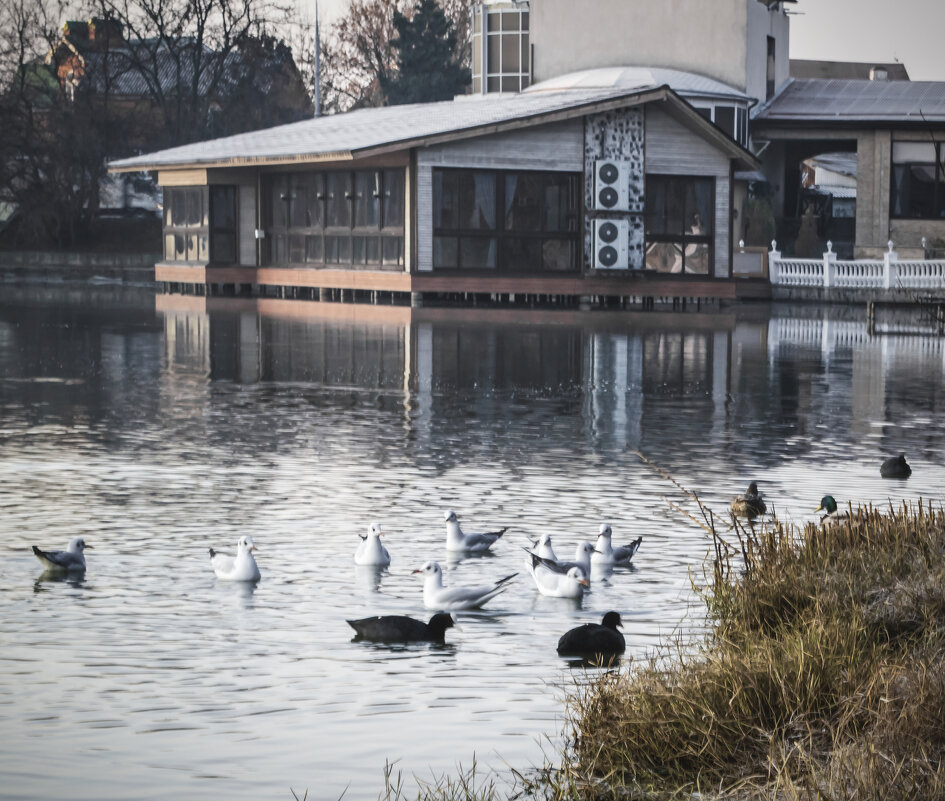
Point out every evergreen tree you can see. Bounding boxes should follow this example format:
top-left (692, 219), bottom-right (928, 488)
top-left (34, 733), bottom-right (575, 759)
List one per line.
top-left (381, 0), bottom-right (469, 105)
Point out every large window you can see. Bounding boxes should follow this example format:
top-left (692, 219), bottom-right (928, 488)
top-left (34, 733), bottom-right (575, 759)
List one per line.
top-left (262, 169), bottom-right (405, 269)
top-left (164, 187), bottom-right (239, 264)
top-left (891, 141), bottom-right (945, 220)
top-left (644, 175), bottom-right (714, 274)
top-left (432, 168), bottom-right (579, 272)
top-left (471, 3), bottom-right (530, 94)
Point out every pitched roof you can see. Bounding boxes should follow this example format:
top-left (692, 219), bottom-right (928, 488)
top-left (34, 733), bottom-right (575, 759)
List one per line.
top-left (110, 83), bottom-right (760, 172)
top-left (755, 78), bottom-right (945, 124)
top-left (790, 60), bottom-right (910, 81)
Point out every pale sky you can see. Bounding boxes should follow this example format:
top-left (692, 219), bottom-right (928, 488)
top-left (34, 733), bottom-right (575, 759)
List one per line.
top-left (308, 0), bottom-right (945, 81)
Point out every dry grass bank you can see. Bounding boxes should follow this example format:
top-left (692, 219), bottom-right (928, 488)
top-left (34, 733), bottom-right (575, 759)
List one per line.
top-left (564, 500), bottom-right (945, 800)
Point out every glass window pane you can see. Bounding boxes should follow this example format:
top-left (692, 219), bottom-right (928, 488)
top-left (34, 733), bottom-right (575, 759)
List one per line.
top-left (892, 142), bottom-right (936, 163)
top-left (186, 190), bottom-right (200, 226)
top-left (505, 173), bottom-right (541, 231)
top-left (541, 239), bottom-right (574, 272)
top-left (486, 10), bottom-right (500, 31)
top-left (685, 180), bottom-right (713, 235)
top-left (461, 237), bottom-right (497, 269)
top-left (174, 234), bottom-right (186, 259)
top-left (352, 235), bottom-right (365, 264)
top-left (288, 235), bottom-right (304, 263)
top-left (434, 170), bottom-right (459, 229)
top-left (382, 169), bottom-right (404, 230)
top-left (715, 106), bottom-right (735, 139)
top-left (434, 236), bottom-right (458, 268)
top-left (354, 171), bottom-right (380, 228)
top-left (272, 176), bottom-right (288, 228)
top-left (365, 236), bottom-right (380, 265)
top-left (459, 172), bottom-right (496, 230)
top-left (646, 241), bottom-right (683, 273)
top-left (501, 34), bottom-right (520, 72)
top-left (487, 35), bottom-right (501, 72)
top-left (685, 242), bottom-right (710, 274)
top-left (326, 172), bottom-right (351, 227)
top-left (504, 237), bottom-right (540, 271)
top-left (325, 235), bottom-right (340, 263)
top-left (501, 76), bottom-right (519, 93)
top-left (382, 236), bottom-right (403, 266)
top-left (521, 11), bottom-right (529, 29)
top-left (210, 186), bottom-right (236, 229)
top-left (502, 12), bottom-right (519, 31)
top-left (164, 234), bottom-right (176, 260)
top-left (487, 76), bottom-right (501, 92)
top-left (305, 235), bottom-right (323, 263)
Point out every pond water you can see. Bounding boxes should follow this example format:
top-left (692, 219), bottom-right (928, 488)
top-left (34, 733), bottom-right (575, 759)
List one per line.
top-left (1, 284), bottom-right (944, 800)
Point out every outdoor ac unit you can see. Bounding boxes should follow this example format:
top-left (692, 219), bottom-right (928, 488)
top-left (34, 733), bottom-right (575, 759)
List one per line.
top-left (593, 219), bottom-right (630, 270)
top-left (593, 159), bottom-right (631, 212)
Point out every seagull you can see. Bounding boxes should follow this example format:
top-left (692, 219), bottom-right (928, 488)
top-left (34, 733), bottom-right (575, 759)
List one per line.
top-left (412, 561), bottom-right (516, 610)
top-left (346, 613), bottom-right (455, 643)
top-left (32, 537), bottom-right (91, 572)
top-left (444, 510), bottom-right (508, 553)
top-left (556, 611), bottom-right (626, 659)
top-left (730, 481), bottom-right (767, 518)
top-left (525, 552), bottom-right (589, 599)
top-left (355, 522), bottom-right (391, 566)
top-left (547, 541), bottom-right (597, 576)
top-left (591, 524), bottom-right (642, 567)
top-left (529, 533), bottom-right (559, 562)
top-left (880, 454), bottom-right (912, 478)
top-left (209, 535), bottom-right (261, 581)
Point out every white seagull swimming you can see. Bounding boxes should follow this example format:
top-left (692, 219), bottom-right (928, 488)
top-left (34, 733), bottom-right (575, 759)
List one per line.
top-left (546, 540), bottom-right (598, 576)
top-left (529, 533), bottom-right (559, 562)
top-left (354, 522), bottom-right (391, 566)
top-left (591, 524), bottom-right (643, 567)
top-left (526, 552), bottom-right (589, 599)
top-left (444, 509), bottom-right (508, 553)
top-left (209, 535), bottom-right (261, 582)
top-left (413, 560), bottom-right (517, 610)
top-left (32, 537), bottom-right (91, 572)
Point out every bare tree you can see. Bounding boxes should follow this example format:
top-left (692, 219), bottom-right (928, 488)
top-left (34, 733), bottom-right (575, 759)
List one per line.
top-left (307, 0), bottom-right (469, 114)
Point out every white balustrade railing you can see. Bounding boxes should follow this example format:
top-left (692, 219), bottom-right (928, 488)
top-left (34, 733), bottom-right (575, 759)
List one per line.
top-left (769, 240), bottom-right (945, 293)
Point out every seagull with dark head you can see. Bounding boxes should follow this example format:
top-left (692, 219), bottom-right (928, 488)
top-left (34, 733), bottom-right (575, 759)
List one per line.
top-left (32, 537), bottom-right (91, 572)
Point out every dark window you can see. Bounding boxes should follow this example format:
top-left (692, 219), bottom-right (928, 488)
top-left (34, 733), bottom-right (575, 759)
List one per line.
top-left (714, 107), bottom-right (735, 140)
top-left (209, 185), bottom-right (238, 264)
top-left (891, 142), bottom-right (944, 220)
top-left (163, 187), bottom-right (209, 263)
top-left (766, 36), bottom-right (776, 101)
top-left (432, 168), bottom-right (580, 273)
top-left (262, 169), bottom-right (405, 269)
top-left (645, 175), bottom-right (714, 275)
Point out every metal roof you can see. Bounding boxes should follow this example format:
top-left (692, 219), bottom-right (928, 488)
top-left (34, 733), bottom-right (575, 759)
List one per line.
top-left (755, 78), bottom-right (945, 124)
top-left (110, 81), bottom-right (759, 172)
top-left (789, 60), bottom-right (910, 81)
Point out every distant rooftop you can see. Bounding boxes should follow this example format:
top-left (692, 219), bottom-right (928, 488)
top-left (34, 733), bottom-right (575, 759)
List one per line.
top-left (755, 79), bottom-right (945, 124)
top-left (790, 60), bottom-right (910, 81)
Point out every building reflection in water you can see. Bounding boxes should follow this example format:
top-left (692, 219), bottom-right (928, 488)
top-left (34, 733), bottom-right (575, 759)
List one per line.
top-left (155, 295), bottom-right (945, 459)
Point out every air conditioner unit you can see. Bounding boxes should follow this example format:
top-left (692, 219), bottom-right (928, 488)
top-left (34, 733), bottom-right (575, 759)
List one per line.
top-left (593, 219), bottom-right (630, 270)
top-left (593, 159), bottom-right (631, 212)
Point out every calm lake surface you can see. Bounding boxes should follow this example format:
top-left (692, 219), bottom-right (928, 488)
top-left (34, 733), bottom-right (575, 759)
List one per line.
top-left (1, 282), bottom-right (944, 800)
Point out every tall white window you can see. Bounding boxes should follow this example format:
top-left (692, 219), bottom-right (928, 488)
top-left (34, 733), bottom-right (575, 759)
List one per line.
top-left (471, 2), bottom-right (530, 94)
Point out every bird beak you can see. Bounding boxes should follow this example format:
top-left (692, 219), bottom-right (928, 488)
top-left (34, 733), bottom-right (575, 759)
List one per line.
top-left (814, 504), bottom-right (823, 512)
top-left (85, 544), bottom-right (94, 549)
top-left (251, 546), bottom-right (259, 552)
top-left (579, 578), bottom-right (590, 587)
top-left (591, 548), bottom-right (600, 554)
top-left (411, 568), bottom-right (421, 574)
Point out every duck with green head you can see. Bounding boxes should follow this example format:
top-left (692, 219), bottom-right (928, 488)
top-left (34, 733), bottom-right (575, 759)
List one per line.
top-left (731, 481), bottom-right (767, 519)
top-left (815, 495), bottom-right (850, 526)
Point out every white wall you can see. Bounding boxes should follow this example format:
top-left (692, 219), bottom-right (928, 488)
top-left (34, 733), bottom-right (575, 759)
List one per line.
top-left (531, 0), bottom-right (749, 90)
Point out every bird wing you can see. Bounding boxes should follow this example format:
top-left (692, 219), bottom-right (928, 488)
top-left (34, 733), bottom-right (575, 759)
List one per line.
top-left (614, 537), bottom-right (642, 562)
top-left (210, 551), bottom-right (236, 576)
top-left (32, 546), bottom-right (82, 570)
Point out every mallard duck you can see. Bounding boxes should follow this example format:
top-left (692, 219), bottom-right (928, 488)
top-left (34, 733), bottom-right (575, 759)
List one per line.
top-left (880, 454), bottom-right (912, 479)
top-left (815, 495), bottom-right (850, 526)
top-left (731, 482), bottom-right (766, 518)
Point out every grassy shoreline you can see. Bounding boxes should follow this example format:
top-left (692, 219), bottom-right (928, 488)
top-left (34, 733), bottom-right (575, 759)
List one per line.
top-left (374, 497), bottom-right (945, 800)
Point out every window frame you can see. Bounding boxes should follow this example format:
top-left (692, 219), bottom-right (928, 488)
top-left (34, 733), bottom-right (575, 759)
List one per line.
top-left (890, 141), bottom-right (945, 220)
top-left (262, 168), bottom-right (406, 270)
top-left (431, 167), bottom-right (581, 274)
top-left (644, 174), bottom-right (716, 276)
top-left (163, 187), bottom-right (209, 263)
